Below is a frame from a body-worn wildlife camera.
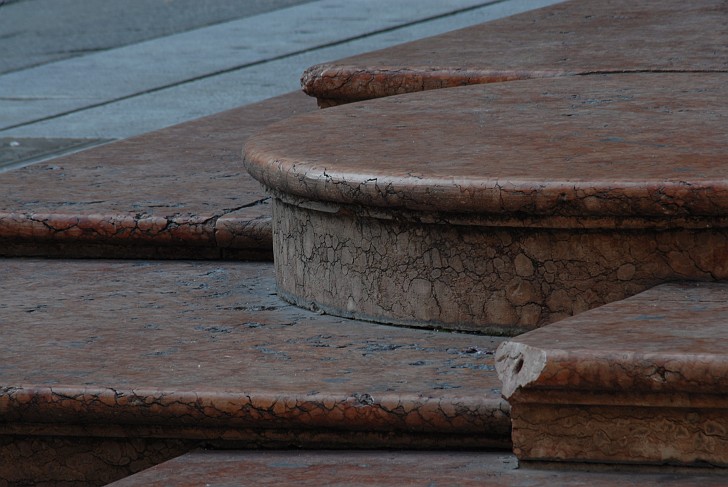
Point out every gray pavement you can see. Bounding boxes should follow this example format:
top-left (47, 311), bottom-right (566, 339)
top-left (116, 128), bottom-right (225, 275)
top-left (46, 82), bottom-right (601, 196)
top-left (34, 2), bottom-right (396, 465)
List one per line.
top-left (0, 0), bottom-right (563, 168)
top-left (0, 0), bottom-right (316, 74)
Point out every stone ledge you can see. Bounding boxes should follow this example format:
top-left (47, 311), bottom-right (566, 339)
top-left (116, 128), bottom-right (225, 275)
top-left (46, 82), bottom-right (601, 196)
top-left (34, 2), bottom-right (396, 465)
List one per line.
top-left (496, 282), bottom-right (728, 466)
top-left (302, 0), bottom-right (728, 106)
top-left (0, 91), bottom-right (316, 260)
top-left (250, 74), bottom-right (728, 219)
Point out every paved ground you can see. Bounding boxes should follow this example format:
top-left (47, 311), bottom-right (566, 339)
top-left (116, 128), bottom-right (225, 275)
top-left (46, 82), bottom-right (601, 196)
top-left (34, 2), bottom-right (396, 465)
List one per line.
top-left (0, 0), bottom-right (316, 74)
top-left (0, 0), bottom-right (563, 169)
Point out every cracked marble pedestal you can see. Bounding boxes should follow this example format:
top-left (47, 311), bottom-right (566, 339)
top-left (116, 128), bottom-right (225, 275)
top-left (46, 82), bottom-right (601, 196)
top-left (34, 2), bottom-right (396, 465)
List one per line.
top-left (244, 73), bottom-right (728, 334)
top-left (496, 282), bottom-right (728, 467)
top-left (0, 259), bottom-right (508, 485)
top-left (302, 0), bottom-right (728, 106)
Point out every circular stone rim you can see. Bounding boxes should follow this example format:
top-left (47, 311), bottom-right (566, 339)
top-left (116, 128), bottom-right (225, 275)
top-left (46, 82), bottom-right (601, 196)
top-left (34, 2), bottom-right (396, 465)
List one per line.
top-left (244, 73), bottom-right (728, 219)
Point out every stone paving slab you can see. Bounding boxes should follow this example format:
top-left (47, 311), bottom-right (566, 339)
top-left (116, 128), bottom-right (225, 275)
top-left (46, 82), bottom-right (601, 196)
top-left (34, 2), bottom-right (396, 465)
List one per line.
top-left (0, 137), bottom-right (110, 172)
top-left (0, 0), bottom-right (312, 75)
top-left (108, 450), bottom-right (728, 486)
top-left (302, 0), bottom-right (728, 106)
top-left (0, 91), bottom-right (315, 259)
top-left (0, 258), bottom-right (509, 484)
top-left (244, 73), bottom-right (728, 332)
top-left (496, 282), bottom-right (728, 466)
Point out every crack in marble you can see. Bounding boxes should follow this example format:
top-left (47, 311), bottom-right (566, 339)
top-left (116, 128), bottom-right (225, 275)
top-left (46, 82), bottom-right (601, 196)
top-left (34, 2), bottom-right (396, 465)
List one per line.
top-left (271, 197), bottom-right (728, 333)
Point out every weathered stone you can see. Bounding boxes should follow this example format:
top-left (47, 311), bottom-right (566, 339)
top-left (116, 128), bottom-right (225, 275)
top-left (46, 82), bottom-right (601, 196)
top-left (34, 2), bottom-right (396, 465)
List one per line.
top-left (496, 282), bottom-right (728, 466)
top-left (0, 91), bottom-right (316, 259)
top-left (0, 258), bottom-right (509, 484)
top-left (244, 73), bottom-right (728, 333)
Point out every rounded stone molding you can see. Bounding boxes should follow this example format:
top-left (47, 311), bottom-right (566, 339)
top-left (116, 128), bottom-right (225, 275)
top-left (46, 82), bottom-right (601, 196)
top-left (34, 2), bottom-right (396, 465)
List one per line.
top-left (244, 73), bottom-right (728, 333)
top-left (301, 0), bottom-right (728, 106)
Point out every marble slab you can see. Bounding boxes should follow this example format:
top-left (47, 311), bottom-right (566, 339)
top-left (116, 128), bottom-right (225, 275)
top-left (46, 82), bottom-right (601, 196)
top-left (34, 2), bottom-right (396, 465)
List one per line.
top-left (496, 282), bottom-right (728, 466)
top-left (108, 450), bottom-right (728, 486)
top-left (0, 91), bottom-right (316, 260)
top-left (0, 258), bottom-right (509, 484)
top-left (302, 0), bottom-right (728, 106)
top-left (244, 73), bottom-right (728, 332)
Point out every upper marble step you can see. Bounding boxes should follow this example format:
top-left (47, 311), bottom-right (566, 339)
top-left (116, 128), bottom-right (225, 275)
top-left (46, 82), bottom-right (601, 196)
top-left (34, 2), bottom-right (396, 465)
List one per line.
top-left (302, 0), bottom-right (728, 106)
top-left (249, 73), bottom-right (728, 223)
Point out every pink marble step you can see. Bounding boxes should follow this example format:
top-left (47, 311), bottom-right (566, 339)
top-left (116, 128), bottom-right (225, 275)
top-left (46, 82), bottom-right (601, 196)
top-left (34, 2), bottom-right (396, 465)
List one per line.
top-left (496, 282), bottom-right (728, 467)
top-left (0, 258), bottom-right (508, 486)
top-left (108, 450), bottom-right (728, 486)
top-left (244, 73), bottom-right (728, 334)
top-left (302, 0), bottom-right (728, 106)
top-left (0, 91), bottom-right (316, 260)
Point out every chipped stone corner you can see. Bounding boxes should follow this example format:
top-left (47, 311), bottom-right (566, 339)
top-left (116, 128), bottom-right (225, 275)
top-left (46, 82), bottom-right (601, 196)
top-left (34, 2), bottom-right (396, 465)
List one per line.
top-left (495, 341), bottom-right (547, 399)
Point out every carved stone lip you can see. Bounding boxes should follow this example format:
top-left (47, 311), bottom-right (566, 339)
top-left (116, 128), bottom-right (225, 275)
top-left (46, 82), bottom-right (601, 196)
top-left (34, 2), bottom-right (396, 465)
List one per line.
top-left (498, 282), bottom-right (728, 467)
top-left (268, 190), bottom-right (728, 231)
top-left (301, 0), bottom-right (728, 104)
top-left (245, 73), bottom-right (728, 221)
top-left (496, 282), bottom-right (728, 398)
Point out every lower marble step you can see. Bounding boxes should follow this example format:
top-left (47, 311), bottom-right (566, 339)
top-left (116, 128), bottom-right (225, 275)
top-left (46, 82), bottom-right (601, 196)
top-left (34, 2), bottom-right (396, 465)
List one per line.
top-left (496, 282), bottom-right (728, 467)
top-left (0, 259), bottom-right (508, 486)
top-left (108, 450), bottom-right (728, 486)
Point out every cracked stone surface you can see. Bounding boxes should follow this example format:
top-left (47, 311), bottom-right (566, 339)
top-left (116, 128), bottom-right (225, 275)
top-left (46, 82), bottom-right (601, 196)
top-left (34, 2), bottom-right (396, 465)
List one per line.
top-left (302, 0), bottom-right (728, 106)
top-left (0, 91), bottom-right (315, 260)
top-left (0, 258), bottom-right (509, 484)
top-left (244, 73), bottom-right (728, 333)
top-left (108, 450), bottom-right (728, 487)
top-left (495, 282), bottom-right (728, 466)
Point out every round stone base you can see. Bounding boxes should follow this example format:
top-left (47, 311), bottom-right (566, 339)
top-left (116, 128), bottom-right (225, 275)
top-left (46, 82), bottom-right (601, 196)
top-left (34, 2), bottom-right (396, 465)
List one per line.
top-left (273, 197), bottom-right (728, 334)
